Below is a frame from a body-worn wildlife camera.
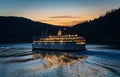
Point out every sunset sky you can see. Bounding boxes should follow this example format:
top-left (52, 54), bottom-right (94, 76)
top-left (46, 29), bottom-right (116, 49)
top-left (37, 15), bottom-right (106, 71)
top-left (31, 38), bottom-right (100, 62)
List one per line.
top-left (0, 0), bottom-right (120, 26)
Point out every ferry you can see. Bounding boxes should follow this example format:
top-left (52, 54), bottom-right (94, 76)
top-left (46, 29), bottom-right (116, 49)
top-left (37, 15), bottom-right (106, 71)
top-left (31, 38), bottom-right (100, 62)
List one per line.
top-left (32, 30), bottom-right (86, 51)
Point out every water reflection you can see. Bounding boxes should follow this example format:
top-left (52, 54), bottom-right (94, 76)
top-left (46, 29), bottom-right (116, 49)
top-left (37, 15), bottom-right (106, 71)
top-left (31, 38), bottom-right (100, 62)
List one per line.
top-left (27, 50), bottom-right (87, 77)
top-left (33, 50), bottom-right (87, 68)
top-left (0, 44), bottom-right (120, 77)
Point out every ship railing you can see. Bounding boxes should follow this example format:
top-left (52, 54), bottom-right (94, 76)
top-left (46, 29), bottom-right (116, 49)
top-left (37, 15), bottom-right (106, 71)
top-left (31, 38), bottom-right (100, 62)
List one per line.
top-left (33, 39), bottom-right (85, 43)
top-left (34, 38), bottom-right (85, 41)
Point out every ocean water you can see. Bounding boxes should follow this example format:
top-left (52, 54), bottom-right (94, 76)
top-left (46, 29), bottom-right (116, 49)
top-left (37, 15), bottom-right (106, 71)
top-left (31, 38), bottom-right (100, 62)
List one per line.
top-left (0, 43), bottom-right (120, 77)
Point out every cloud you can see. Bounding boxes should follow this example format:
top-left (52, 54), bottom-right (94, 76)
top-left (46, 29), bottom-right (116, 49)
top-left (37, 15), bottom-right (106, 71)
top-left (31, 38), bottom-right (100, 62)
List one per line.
top-left (48, 16), bottom-right (81, 19)
top-left (39, 19), bottom-right (83, 26)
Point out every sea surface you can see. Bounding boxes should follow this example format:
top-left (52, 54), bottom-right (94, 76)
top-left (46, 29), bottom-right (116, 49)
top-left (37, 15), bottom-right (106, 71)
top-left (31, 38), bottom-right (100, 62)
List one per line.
top-left (0, 43), bottom-right (120, 77)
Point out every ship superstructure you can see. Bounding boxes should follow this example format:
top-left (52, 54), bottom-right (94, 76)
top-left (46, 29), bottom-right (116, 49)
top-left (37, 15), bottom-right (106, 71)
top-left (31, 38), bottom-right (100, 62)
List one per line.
top-left (32, 30), bottom-right (86, 51)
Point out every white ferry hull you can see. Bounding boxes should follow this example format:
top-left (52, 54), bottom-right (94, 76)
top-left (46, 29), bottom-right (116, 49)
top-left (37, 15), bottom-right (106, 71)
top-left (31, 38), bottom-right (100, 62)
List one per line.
top-left (32, 42), bottom-right (86, 51)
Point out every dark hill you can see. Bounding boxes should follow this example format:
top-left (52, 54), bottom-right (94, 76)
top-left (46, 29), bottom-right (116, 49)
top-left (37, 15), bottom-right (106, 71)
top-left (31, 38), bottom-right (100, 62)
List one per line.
top-left (66, 8), bottom-right (120, 45)
top-left (0, 16), bottom-right (59, 43)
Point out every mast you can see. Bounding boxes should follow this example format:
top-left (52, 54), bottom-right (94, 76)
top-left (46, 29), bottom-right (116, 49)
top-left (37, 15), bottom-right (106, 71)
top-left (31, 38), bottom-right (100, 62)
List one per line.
top-left (45, 29), bottom-right (48, 36)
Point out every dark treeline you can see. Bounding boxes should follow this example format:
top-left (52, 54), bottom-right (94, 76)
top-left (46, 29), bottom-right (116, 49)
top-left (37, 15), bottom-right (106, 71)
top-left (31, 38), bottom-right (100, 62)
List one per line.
top-left (65, 8), bottom-right (120, 45)
top-left (0, 8), bottom-right (120, 45)
top-left (0, 16), bottom-right (61, 43)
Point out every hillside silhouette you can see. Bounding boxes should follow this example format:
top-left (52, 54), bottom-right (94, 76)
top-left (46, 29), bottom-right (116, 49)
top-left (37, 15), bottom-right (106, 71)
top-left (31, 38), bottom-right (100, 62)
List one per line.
top-left (66, 8), bottom-right (120, 45)
top-left (0, 16), bottom-right (60, 43)
top-left (0, 8), bottom-right (120, 45)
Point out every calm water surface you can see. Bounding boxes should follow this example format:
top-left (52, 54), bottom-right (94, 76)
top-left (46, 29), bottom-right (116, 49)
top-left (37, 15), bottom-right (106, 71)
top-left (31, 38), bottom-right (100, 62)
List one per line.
top-left (0, 44), bottom-right (120, 77)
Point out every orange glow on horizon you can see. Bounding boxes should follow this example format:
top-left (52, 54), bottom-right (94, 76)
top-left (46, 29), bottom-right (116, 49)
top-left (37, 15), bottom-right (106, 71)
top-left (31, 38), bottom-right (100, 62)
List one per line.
top-left (34, 15), bottom-right (100, 26)
top-left (1, 0), bottom-right (119, 27)
top-left (22, 8), bottom-right (106, 26)
top-left (39, 20), bottom-right (83, 26)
